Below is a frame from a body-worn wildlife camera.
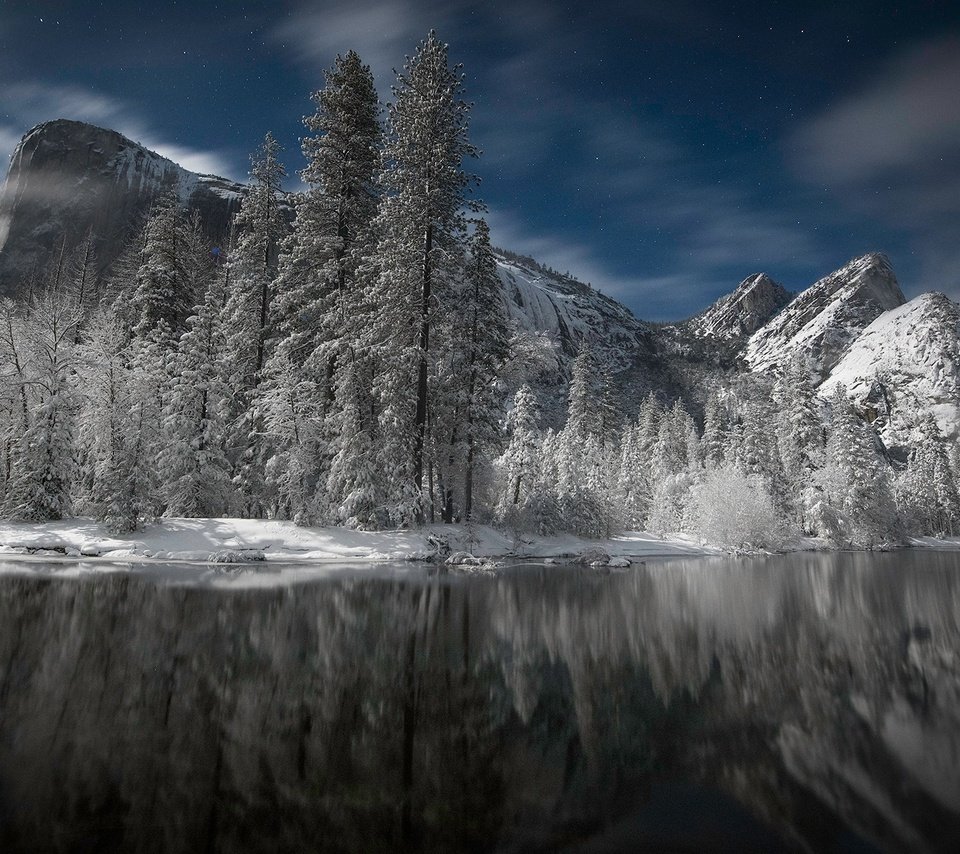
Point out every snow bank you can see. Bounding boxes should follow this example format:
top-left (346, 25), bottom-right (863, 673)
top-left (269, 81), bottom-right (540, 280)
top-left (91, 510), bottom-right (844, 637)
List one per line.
top-left (0, 517), bottom-right (713, 568)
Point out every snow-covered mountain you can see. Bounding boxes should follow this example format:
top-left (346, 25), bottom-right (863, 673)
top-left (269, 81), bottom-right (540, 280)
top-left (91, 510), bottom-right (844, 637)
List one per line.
top-left (820, 292), bottom-right (960, 441)
top-left (682, 272), bottom-right (793, 342)
top-left (3, 119), bottom-right (959, 439)
top-left (745, 253), bottom-right (906, 383)
top-left (0, 119), bottom-right (247, 295)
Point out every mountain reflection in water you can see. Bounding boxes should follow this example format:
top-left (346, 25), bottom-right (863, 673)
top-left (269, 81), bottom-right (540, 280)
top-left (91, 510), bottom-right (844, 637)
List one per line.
top-left (0, 552), bottom-right (959, 853)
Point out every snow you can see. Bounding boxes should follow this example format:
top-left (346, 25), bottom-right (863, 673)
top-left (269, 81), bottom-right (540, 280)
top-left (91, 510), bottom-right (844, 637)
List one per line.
top-left (820, 292), bottom-right (960, 439)
top-left (0, 517), bottom-right (715, 574)
top-left (496, 256), bottom-right (649, 374)
top-left (746, 253), bottom-right (905, 382)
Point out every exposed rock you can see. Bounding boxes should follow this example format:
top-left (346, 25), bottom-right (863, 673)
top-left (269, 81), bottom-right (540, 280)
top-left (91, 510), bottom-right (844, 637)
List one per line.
top-left (746, 253), bottom-right (906, 383)
top-left (0, 119), bottom-right (248, 296)
top-left (821, 292), bottom-right (960, 441)
top-left (683, 272), bottom-right (793, 341)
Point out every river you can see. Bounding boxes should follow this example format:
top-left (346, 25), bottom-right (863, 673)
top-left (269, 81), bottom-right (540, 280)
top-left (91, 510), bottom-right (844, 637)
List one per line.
top-left (0, 552), bottom-right (958, 852)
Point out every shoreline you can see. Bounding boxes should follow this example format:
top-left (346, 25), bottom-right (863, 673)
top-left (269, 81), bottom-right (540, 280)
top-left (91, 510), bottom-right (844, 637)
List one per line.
top-left (0, 517), bottom-right (956, 571)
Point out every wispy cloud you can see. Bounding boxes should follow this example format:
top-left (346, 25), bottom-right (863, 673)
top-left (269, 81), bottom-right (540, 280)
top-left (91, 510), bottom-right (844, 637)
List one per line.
top-left (0, 81), bottom-right (237, 178)
top-left (791, 36), bottom-right (960, 183)
top-left (484, 206), bottom-right (734, 321)
top-left (789, 35), bottom-right (960, 295)
top-left (273, 0), bottom-right (480, 93)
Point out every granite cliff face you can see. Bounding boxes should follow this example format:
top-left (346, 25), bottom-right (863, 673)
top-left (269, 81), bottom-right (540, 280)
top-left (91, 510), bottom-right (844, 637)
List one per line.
top-left (0, 119), bottom-right (245, 294)
top-left (745, 253), bottom-right (907, 383)
top-left (682, 273), bottom-right (793, 342)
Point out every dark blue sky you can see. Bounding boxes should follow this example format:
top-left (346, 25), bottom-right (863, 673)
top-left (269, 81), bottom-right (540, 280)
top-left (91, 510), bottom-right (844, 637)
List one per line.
top-left (1, 1), bottom-right (958, 319)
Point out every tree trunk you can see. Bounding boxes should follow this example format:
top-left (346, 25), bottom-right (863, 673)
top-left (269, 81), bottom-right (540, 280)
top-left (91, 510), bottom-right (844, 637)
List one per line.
top-left (413, 224), bottom-right (433, 521)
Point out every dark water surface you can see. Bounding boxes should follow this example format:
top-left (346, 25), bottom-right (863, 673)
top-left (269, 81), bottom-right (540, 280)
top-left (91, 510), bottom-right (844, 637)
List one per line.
top-left (1, 552), bottom-right (959, 853)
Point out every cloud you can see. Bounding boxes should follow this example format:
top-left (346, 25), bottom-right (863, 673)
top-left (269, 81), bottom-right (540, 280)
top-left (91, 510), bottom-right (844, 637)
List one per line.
top-left (273, 0), bottom-right (479, 93)
top-left (791, 37), bottom-right (960, 183)
top-left (484, 205), bottom-right (733, 321)
top-left (789, 35), bottom-right (960, 296)
top-left (0, 81), bottom-right (237, 179)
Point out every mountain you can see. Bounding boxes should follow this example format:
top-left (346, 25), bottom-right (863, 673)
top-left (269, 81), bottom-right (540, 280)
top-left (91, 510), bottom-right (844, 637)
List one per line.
top-left (745, 253), bottom-right (906, 383)
top-left (0, 119), bottom-right (663, 423)
top-left (820, 292), bottom-right (960, 442)
top-left (0, 119), bottom-right (247, 295)
top-left (682, 273), bottom-right (793, 342)
top-left (2, 119), bottom-right (956, 440)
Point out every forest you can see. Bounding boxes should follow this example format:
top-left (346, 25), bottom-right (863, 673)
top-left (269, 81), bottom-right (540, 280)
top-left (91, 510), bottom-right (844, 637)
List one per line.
top-left (0, 32), bottom-right (956, 550)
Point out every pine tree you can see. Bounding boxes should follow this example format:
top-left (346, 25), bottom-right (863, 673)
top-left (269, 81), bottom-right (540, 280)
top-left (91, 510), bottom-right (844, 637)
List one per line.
top-left (448, 219), bottom-right (509, 520)
top-left (74, 307), bottom-right (144, 532)
top-left (159, 269), bottom-right (233, 518)
top-left (130, 190), bottom-right (193, 343)
top-left (223, 133), bottom-right (288, 514)
top-left (264, 51), bottom-right (381, 524)
top-left (3, 287), bottom-right (82, 521)
top-left (818, 385), bottom-right (899, 546)
top-left (370, 31), bottom-right (479, 524)
top-left (898, 414), bottom-right (960, 536)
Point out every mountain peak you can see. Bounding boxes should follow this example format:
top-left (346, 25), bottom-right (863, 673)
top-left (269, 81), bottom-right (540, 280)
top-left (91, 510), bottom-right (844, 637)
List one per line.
top-left (746, 252), bottom-right (905, 382)
top-left (684, 272), bottom-right (792, 340)
top-left (0, 118), bottom-right (246, 295)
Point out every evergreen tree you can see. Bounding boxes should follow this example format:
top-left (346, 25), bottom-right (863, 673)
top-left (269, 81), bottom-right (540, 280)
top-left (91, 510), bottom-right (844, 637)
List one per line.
top-left (130, 190), bottom-right (193, 342)
top-left (3, 288), bottom-right (82, 521)
top-left (265, 51), bottom-right (381, 523)
top-left (818, 385), bottom-right (899, 547)
top-left (159, 269), bottom-right (233, 517)
top-left (897, 414), bottom-right (960, 536)
top-left (223, 133), bottom-right (288, 514)
top-left (370, 31), bottom-right (479, 524)
top-left (74, 307), bottom-right (144, 532)
top-left (448, 219), bottom-right (510, 520)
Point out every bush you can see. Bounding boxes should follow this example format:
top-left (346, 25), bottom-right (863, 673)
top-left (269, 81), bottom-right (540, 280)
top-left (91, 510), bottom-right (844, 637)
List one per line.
top-left (685, 464), bottom-right (784, 550)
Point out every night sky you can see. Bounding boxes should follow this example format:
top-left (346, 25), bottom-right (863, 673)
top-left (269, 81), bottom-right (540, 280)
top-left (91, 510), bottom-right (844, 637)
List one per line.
top-left (1, 1), bottom-right (958, 320)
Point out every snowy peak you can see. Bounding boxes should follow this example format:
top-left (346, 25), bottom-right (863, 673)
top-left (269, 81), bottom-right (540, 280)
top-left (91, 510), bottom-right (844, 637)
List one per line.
top-left (0, 119), bottom-right (246, 295)
top-left (745, 253), bottom-right (906, 382)
top-left (821, 291), bottom-right (960, 441)
top-left (684, 272), bottom-right (792, 340)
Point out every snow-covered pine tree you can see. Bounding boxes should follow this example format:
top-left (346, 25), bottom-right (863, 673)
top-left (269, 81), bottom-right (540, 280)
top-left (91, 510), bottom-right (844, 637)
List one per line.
top-left (74, 306), bottom-right (145, 532)
top-left (443, 218), bottom-right (509, 521)
top-left (258, 348), bottom-right (323, 525)
top-left (130, 190), bottom-right (193, 343)
top-left (159, 261), bottom-right (233, 518)
top-left (223, 133), bottom-right (288, 514)
top-left (773, 354), bottom-right (825, 529)
top-left (369, 31), bottom-right (479, 525)
top-left (699, 391), bottom-right (728, 470)
top-left (265, 51), bottom-right (381, 524)
top-left (3, 287), bottom-right (82, 521)
top-left (225, 132), bottom-right (287, 384)
top-left (897, 414), bottom-right (960, 536)
top-left (325, 354), bottom-right (381, 528)
top-left (498, 384), bottom-right (541, 512)
top-left (818, 384), bottom-right (899, 547)
top-left (647, 398), bottom-right (698, 534)
top-left (615, 394), bottom-right (662, 529)
top-left (0, 299), bottom-right (32, 504)
top-left (553, 341), bottom-right (621, 536)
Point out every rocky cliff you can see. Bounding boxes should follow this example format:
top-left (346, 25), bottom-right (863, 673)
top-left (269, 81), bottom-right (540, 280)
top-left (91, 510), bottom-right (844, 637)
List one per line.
top-left (0, 119), bottom-right (245, 294)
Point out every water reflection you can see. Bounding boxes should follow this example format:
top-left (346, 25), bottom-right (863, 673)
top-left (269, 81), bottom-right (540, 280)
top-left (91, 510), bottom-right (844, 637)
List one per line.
top-left (0, 552), bottom-right (959, 852)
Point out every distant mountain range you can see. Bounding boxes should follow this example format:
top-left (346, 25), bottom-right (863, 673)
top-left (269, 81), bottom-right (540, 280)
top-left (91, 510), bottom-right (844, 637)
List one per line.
top-left (2, 119), bottom-right (957, 445)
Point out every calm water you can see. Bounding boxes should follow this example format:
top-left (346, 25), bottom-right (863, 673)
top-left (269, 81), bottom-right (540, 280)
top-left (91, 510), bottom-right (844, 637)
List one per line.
top-left (1, 552), bottom-right (959, 853)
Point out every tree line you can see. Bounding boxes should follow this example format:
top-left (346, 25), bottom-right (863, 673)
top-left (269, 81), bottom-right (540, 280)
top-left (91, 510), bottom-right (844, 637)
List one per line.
top-left (0, 32), bottom-right (956, 548)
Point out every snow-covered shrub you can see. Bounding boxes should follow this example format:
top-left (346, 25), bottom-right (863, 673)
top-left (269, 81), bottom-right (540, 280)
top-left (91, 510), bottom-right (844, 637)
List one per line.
top-left (685, 464), bottom-right (783, 550)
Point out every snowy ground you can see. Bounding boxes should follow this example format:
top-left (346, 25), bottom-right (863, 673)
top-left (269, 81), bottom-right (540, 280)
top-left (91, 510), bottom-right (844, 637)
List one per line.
top-left (0, 517), bottom-right (716, 567)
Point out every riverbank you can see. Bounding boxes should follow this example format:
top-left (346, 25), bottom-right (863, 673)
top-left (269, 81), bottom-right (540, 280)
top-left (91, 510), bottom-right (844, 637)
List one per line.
top-left (0, 517), bottom-right (718, 564)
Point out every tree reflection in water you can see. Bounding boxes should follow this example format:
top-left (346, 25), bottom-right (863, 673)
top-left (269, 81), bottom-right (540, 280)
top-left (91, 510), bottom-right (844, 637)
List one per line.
top-left (0, 552), bottom-right (959, 853)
